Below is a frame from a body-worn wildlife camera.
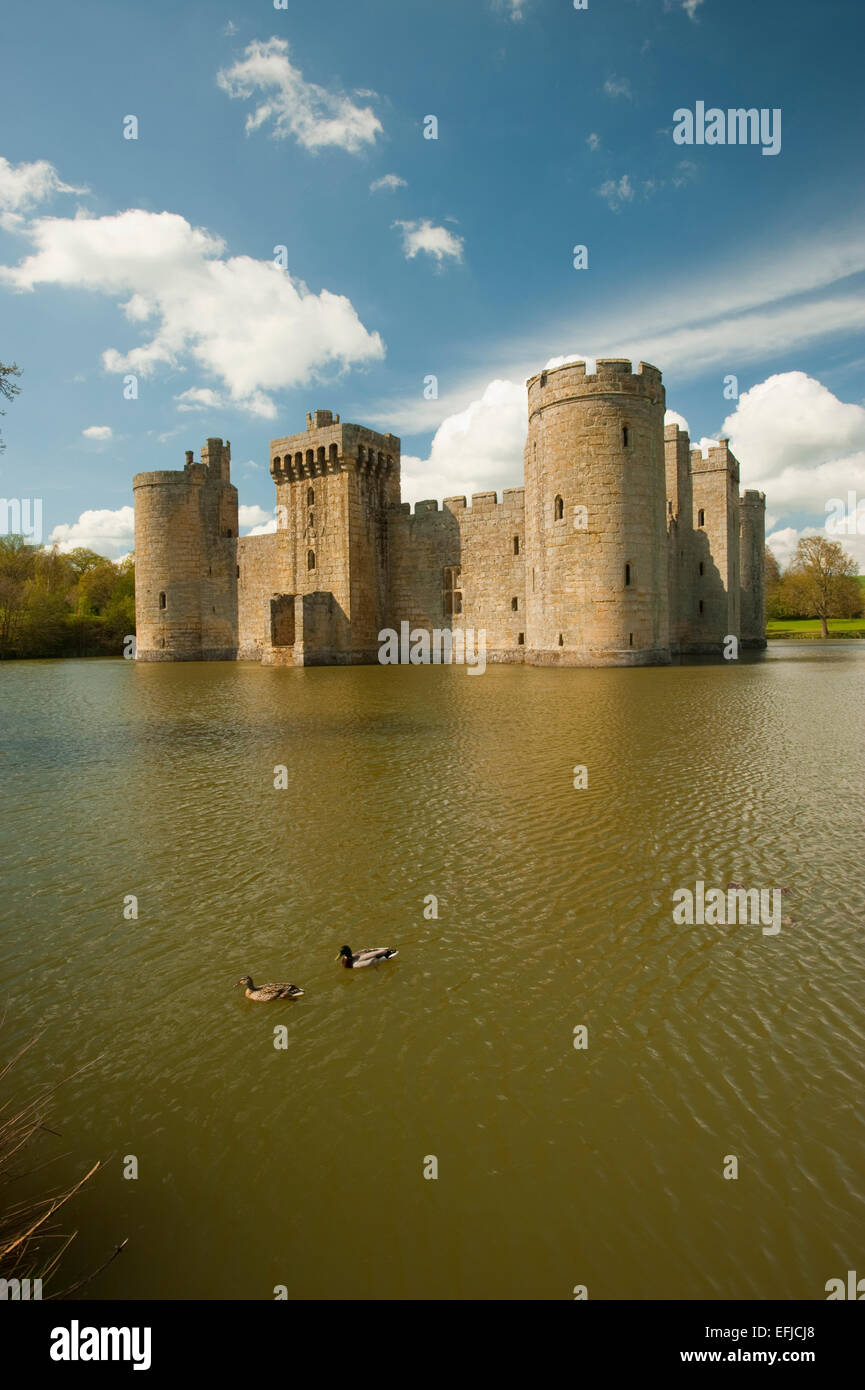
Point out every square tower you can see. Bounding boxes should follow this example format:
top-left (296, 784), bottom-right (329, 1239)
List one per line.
top-left (269, 411), bottom-right (401, 663)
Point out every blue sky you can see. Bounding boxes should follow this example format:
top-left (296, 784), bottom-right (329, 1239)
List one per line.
top-left (1, 0), bottom-right (864, 563)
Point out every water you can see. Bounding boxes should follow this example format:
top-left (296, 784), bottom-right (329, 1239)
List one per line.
top-left (1, 647), bottom-right (863, 1300)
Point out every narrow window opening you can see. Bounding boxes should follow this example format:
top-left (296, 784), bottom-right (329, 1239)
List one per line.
top-left (309, 512), bottom-right (314, 528)
top-left (237, 565), bottom-right (240, 578)
top-left (623, 426), bottom-right (629, 447)
top-left (624, 562), bottom-right (631, 587)
top-left (554, 494), bottom-right (564, 521)
top-left (698, 508), bottom-right (705, 527)
top-left (511, 597), bottom-right (519, 611)
top-left (699, 599), bottom-right (704, 614)
top-left (513, 535), bottom-right (520, 555)
top-left (629, 632), bottom-right (633, 647)
top-left (307, 487), bottom-right (315, 506)
top-left (699, 561), bottom-right (704, 576)
top-left (558, 633), bottom-right (564, 646)
top-left (442, 565), bottom-right (462, 616)
top-left (307, 549), bottom-right (316, 571)
top-left (159, 591), bottom-right (166, 610)
top-left (518, 632), bottom-right (525, 645)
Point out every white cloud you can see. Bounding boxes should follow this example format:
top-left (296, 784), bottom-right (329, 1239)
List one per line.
top-left (370, 173), bottom-right (407, 193)
top-left (223, 20), bottom-right (238, 36)
top-left (1, 207), bottom-right (385, 415)
top-left (82, 425), bottom-right (112, 440)
top-left (393, 219), bottom-right (464, 265)
top-left (400, 379), bottom-right (526, 507)
top-left (597, 175), bottom-right (634, 211)
top-left (0, 156), bottom-right (86, 231)
top-left (603, 76), bottom-right (632, 100)
top-left (586, 133), bottom-right (600, 151)
top-left (722, 372), bottom-right (865, 480)
top-left (718, 374), bottom-right (865, 556)
top-left (49, 505), bottom-right (134, 559)
top-left (665, 409), bottom-right (690, 432)
top-left (175, 387), bottom-right (226, 412)
top-left (217, 37), bottom-right (382, 153)
top-left (239, 503), bottom-right (275, 534)
top-left (682, 0), bottom-right (704, 19)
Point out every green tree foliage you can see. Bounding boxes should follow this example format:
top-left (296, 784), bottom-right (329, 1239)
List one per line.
top-left (0, 362), bottom-right (22, 452)
top-left (0, 537), bottom-right (135, 658)
top-left (764, 545), bottom-right (783, 619)
top-left (773, 535), bottom-right (862, 635)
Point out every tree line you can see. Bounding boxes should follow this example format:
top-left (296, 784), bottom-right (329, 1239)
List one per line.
top-left (0, 536), bottom-right (134, 658)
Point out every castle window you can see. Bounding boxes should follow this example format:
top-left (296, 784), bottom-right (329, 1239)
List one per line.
top-left (511, 597), bottom-right (519, 611)
top-left (513, 535), bottom-right (520, 555)
top-left (698, 509), bottom-right (705, 527)
top-left (237, 566), bottom-right (240, 578)
top-left (699, 600), bottom-right (704, 614)
top-left (518, 632), bottom-right (525, 645)
top-left (625, 562), bottom-right (632, 587)
top-left (554, 495), bottom-right (564, 521)
top-left (699, 562), bottom-right (704, 576)
top-left (329, 443), bottom-right (339, 467)
top-left (309, 512), bottom-right (314, 528)
top-left (540, 371), bottom-right (547, 387)
top-left (159, 591), bottom-right (166, 610)
top-left (307, 487), bottom-right (315, 506)
top-left (629, 632), bottom-right (633, 647)
top-left (307, 549), bottom-right (316, 571)
top-left (623, 426), bottom-right (629, 447)
top-left (558, 633), bottom-right (564, 646)
top-left (442, 565), bottom-right (462, 616)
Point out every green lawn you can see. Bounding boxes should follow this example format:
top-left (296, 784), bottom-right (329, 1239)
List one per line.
top-left (767, 617), bottom-right (865, 639)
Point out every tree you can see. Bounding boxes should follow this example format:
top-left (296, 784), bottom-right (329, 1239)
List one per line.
top-left (0, 362), bottom-right (22, 451)
top-left (787, 535), bottom-right (862, 637)
top-left (764, 545), bottom-right (782, 619)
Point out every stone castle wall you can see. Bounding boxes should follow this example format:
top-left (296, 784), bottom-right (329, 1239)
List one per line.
top-left (133, 363), bottom-right (767, 667)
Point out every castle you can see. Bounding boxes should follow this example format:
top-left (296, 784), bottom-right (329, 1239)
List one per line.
top-left (132, 359), bottom-right (766, 666)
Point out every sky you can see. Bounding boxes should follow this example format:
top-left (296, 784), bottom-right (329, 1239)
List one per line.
top-left (1, 0), bottom-right (864, 566)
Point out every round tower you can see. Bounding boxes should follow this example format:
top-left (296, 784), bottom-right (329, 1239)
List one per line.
top-left (133, 439), bottom-right (238, 660)
top-left (523, 359), bottom-right (671, 665)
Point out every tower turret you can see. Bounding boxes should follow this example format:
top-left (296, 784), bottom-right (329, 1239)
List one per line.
top-left (133, 439), bottom-right (238, 659)
top-left (523, 359), bottom-right (670, 665)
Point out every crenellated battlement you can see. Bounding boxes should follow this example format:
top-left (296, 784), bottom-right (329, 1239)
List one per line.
top-left (270, 415), bottom-right (399, 484)
top-left (526, 358), bottom-right (664, 418)
top-left (394, 487), bottom-right (526, 519)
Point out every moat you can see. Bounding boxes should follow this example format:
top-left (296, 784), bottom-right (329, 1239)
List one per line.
top-left (2, 647), bottom-right (863, 1299)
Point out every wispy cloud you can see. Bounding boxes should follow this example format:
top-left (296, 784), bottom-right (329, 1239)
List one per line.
top-left (0, 156), bottom-right (87, 231)
top-left (217, 37), bottom-right (382, 153)
top-left (597, 174), bottom-right (634, 211)
top-left (603, 75), bottom-right (632, 100)
top-left (370, 173), bottom-right (407, 194)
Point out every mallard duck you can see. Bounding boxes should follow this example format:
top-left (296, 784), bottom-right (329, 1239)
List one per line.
top-left (236, 975), bottom-right (304, 1002)
top-left (336, 945), bottom-right (398, 970)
